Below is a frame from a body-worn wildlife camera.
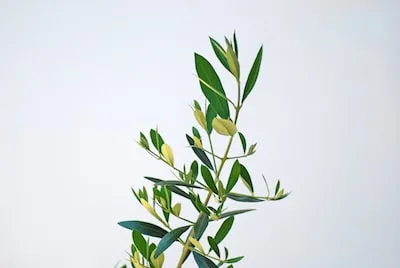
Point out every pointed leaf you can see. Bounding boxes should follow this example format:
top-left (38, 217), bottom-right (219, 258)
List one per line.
top-left (150, 129), bottom-right (165, 153)
top-left (192, 127), bottom-right (201, 140)
top-left (193, 251), bottom-right (218, 268)
top-left (206, 104), bottom-right (217, 134)
top-left (227, 193), bottom-right (264, 202)
top-left (201, 165), bottom-right (218, 194)
top-left (194, 213), bottom-right (209, 240)
top-left (238, 132), bottom-right (246, 153)
top-left (194, 53), bottom-right (230, 119)
top-left (239, 164), bottom-right (254, 193)
top-left (154, 225), bottom-right (191, 258)
top-left (227, 256), bottom-right (244, 263)
top-left (118, 221), bottom-right (168, 238)
top-left (209, 37), bottom-right (230, 73)
top-left (132, 230), bottom-right (148, 258)
top-left (233, 31), bottom-right (238, 57)
top-left (186, 135), bottom-right (214, 170)
top-left (226, 160), bottom-right (241, 193)
top-left (155, 180), bottom-right (204, 189)
top-left (218, 209), bottom-right (255, 220)
top-left (214, 216), bottom-right (234, 245)
top-left (207, 236), bottom-right (220, 257)
top-left (243, 46), bottom-right (263, 102)
top-left (275, 180), bottom-right (281, 196)
top-left (190, 161), bottom-right (199, 183)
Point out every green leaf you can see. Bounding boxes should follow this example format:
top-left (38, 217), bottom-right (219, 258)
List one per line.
top-left (154, 225), bottom-right (190, 258)
top-left (275, 180), bottom-right (280, 196)
top-left (238, 132), bottom-right (246, 153)
top-left (206, 104), bottom-right (217, 134)
top-left (224, 247), bottom-right (229, 259)
top-left (190, 161), bottom-right (199, 183)
top-left (226, 256), bottom-right (244, 263)
top-left (226, 160), bottom-right (241, 193)
top-left (242, 46), bottom-right (263, 103)
top-left (233, 31), bottom-right (238, 57)
top-left (239, 164), bottom-right (254, 193)
top-left (155, 180), bottom-right (204, 189)
top-left (194, 100), bottom-right (202, 111)
top-left (201, 165), bottom-right (218, 194)
top-left (193, 251), bottom-right (218, 268)
top-left (247, 143), bottom-right (257, 155)
top-left (150, 129), bottom-right (165, 153)
top-left (272, 191), bottom-right (291, 200)
top-left (227, 193), bottom-right (264, 202)
top-left (214, 216), bottom-right (234, 245)
top-left (209, 37), bottom-right (230, 72)
top-left (207, 236), bottom-right (220, 257)
top-left (194, 213), bottom-right (209, 240)
top-left (144, 176), bottom-right (192, 200)
top-left (132, 230), bottom-right (148, 257)
top-left (118, 221), bottom-right (168, 238)
top-left (186, 135), bottom-right (214, 170)
top-left (225, 38), bottom-right (240, 80)
top-left (218, 209), bottom-right (255, 220)
top-left (139, 132), bottom-right (149, 149)
top-left (194, 53), bottom-right (230, 119)
top-left (192, 127), bottom-right (201, 140)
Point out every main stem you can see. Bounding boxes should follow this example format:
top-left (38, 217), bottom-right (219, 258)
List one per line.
top-left (176, 81), bottom-right (241, 267)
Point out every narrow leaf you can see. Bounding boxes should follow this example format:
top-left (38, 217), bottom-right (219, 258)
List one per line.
top-left (238, 132), bottom-right (246, 153)
top-left (226, 256), bottom-right (244, 263)
top-left (132, 230), bottom-right (147, 258)
top-left (207, 236), bottom-right (220, 257)
top-left (206, 104), bottom-right (217, 134)
top-left (201, 165), bottom-right (218, 194)
top-left (155, 180), bottom-right (204, 189)
top-left (209, 37), bottom-right (230, 72)
top-left (190, 161), bottom-right (199, 183)
top-left (233, 31), bottom-right (238, 57)
top-left (275, 180), bottom-right (281, 196)
top-left (192, 127), bottom-right (201, 140)
top-left (150, 129), bottom-right (165, 153)
top-left (214, 216), bottom-right (234, 245)
top-left (193, 251), bottom-right (218, 268)
top-left (194, 53), bottom-right (230, 119)
top-left (186, 134), bottom-right (214, 170)
top-left (194, 213), bottom-right (209, 240)
top-left (227, 193), bottom-right (264, 202)
top-left (144, 176), bottom-right (192, 200)
top-left (218, 209), bottom-right (255, 220)
top-left (226, 160), bottom-right (241, 193)
top-left (118, 221), bottom-right (168, 238)
top-left (242, 46), bottom-right (263, 102)
top-left (154, 225), bottom-right (190, 258)
top-left (239, 164), bottom-right (254, 193)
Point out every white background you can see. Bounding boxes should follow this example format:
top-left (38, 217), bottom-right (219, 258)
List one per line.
top-left (1, 0), bottom-right (399, 267)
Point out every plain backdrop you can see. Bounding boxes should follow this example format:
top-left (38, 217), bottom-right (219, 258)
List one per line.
top-left (1, 0), bottom-right (399, 267)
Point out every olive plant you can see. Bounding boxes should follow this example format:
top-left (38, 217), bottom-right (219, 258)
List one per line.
top-left (118, 32), bottom-right (290, 268)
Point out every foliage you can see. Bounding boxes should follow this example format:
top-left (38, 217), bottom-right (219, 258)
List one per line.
top-left (118, 32), bottom-right (290, 268)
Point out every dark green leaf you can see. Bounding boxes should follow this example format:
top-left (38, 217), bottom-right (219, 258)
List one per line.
top-left (226, 160), bottom-right (241, 193)
top-left (186, 135), bottom-right (214, 170)
top-left (192, 127), bottom-right (201, 140)
top-left (190, 160), bottom-right (199, 183)
top-left (118, 221), bottom-right (168, 238)
top-left (201, 165), bottom-right (218, 194)
top-left (233, 31), bottom-right (238, 57)
top-left (275, 180), bottom-right (280, 196)
top-left (155, 180), bottom-right (204, 190)
top-left (194, 100), bottom-right (202, 111)
top-left (238, 132), bottom-right (246, 153)
top-left (242, 46), bottom-right (263, 103)
top-left (214, 216), bottom-right (234, 245)
top-left (239, 164), bottom-right (254, 193)
top-left (206, 104), bottom-right (217, 134)
top-left (150, 129), bottom-right (165, 152)
top-left (194, 53), bottom-right (230, 119)
top-left (224, 247), bottom-right (229, 259)
top-left (227, 193), bottom-right (264, 202)
top-left (194, 213), bottom-right (209, 240)
top-left (227, 256), bottom-right (244, 263)
top-left (144, 176), bottom-right (192, 200)
top-left (209, 37), bottom-right (230, 72)
top-left (193, 251), bottom-right (218, 268)
top-left (132, 230), bottom-right (147, 257)
top-left (207, 236), bottom-right (220, 257)
top-left (218, 209), bottom-right (255, 220)
top-left (154, 225), bottom-right (190, 258)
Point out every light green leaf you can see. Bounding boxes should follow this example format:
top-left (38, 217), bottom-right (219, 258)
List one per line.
top-left (194, 53), bottom-right (230, 119)
top-left (242, 46), bottom-right (263, 102)
top-left (154, 225), bottom-right (190, 258)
